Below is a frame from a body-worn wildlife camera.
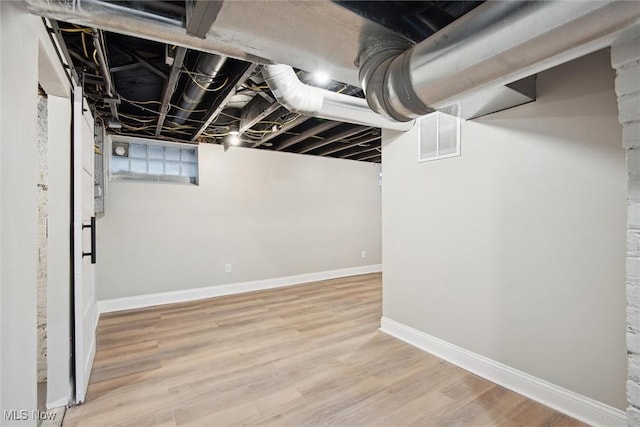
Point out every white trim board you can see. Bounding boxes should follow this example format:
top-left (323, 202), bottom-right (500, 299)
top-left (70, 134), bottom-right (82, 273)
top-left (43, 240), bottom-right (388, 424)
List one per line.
top-left (46, 397), bottom-right (69, 411)
top-left (380, 317), bottom-right (626, 427)
top-left (98, 264), bottom-right (382, 314)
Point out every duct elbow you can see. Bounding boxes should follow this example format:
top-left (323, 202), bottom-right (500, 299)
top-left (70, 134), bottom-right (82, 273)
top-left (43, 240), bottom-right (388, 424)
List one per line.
top-left (262, 64), bottom-right (323, 114)
top-left (263, 63), bottom-right (415, 131)
top-left (358, 43), bottom-right (433, 122)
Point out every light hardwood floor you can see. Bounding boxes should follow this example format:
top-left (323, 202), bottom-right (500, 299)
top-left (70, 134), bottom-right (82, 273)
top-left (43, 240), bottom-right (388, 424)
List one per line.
top-left (64, 273), bottom-right (584, 426)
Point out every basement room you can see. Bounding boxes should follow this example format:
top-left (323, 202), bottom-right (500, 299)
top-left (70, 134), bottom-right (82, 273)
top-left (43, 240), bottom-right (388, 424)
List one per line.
top-left (1, 1), bottom-right (639, 426)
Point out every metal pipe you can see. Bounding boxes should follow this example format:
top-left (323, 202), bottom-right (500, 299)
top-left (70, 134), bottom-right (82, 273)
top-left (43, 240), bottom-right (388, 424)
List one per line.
top-left (359, 0), bottom-right (640, 121)
top-left (173, 53), bottom-right (227, 125)
top-left (262, 64), bottom-right (414, 131)
top-left (91, 29), bottom-right (113, 97)
top-left (156, 47), bottom-right (187, 135)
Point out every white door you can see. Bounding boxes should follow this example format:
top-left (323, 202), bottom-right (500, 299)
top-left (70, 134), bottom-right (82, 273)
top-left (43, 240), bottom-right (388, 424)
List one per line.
top-left (73, 85), bottom-right (97, 404)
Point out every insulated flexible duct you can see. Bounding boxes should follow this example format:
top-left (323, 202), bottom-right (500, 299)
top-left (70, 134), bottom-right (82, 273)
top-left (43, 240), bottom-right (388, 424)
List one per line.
top-left (262, 64), bottom-right (414, 131)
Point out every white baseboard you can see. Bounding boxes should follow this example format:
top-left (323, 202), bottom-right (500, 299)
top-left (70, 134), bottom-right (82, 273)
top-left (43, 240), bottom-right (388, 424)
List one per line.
top-left (380, 317), bottom-right (626, 427)
top-left (98, 264), bottom-right (382, 314)
top-left (46, 397), bottom-right (69, 410)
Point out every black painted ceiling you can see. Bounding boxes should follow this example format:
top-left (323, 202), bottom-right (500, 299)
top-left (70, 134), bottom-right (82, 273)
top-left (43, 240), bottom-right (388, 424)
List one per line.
top-left (51, 1), bottom-right (483, 164)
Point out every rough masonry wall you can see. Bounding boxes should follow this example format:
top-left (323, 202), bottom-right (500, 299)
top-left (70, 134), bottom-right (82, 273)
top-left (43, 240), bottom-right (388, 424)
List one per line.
top-left (612, 38), bottom-right (640, 425)
top-left (36, 91), bottom-right (48, 384)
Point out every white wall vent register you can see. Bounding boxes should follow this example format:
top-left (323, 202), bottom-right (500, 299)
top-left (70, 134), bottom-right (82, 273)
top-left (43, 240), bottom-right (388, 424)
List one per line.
top-left (418, 103), bottom-right (461, 162)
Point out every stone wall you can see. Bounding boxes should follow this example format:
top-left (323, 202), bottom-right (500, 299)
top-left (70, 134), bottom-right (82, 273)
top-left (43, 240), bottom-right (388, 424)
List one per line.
top-left (612, 38), bottom-right (640, 425)
top-left (37, 89), bottom-right (48, 384)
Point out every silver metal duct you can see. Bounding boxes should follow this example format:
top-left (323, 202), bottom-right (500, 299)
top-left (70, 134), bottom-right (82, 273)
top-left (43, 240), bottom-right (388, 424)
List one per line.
top-left (359, 1), bottom-right (640, 121)
top-left (262, 65), bottom-right (414, 131)
top-left (172, 53), bottom-right (227, 125)
top-left (24, 0), bottom-right (266, 65)
top-left (24, 0), bottom-right (404, 87)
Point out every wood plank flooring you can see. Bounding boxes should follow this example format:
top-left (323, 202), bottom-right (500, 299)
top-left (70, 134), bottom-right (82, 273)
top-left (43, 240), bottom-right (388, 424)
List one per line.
top-left (64, 273), bottom-right (584, 426)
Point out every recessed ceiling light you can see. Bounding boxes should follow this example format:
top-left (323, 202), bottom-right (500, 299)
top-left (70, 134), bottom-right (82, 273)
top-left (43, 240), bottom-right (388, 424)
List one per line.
top-left (228, 132), bottom-right (241, 145)
top-left (313, 71), bottom-right (330, 85)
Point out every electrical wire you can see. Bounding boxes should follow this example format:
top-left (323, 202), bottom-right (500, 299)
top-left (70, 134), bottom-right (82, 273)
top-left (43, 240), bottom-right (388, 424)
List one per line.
top-left (118, 113), bottom-right (200, 135)
top-left (123, 96), bottom-right (204, 113)
top-left (59, 27), bottom-right (92, 34)
top-left (118, 113), bottom-right (157, 123)
top-left (98, 74), bottom-right (309, 144)
top-left (121, 123), bottom-right (154, 131)
top-left (244, 129), bottom-right (273, 135)
top-left (241, 83), bottom-right (270, 91)
top-left (201, 131), bottom-right (232, 138)
top-left (119, 96), bottom-right (207, 116)
top-left (207, 77), bottom-right (229, 92)
top-left (81, 32), bottom-right (89, 58)
top-left (218, 111), bottom-right (290, 128)
top-left (181, 66), bottom-right (229, 92)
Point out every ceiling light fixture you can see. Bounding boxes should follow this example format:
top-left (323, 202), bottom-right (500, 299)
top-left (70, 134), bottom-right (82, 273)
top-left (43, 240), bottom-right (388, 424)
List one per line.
top-left (228, 130), bottom-right (241, 146)
top-left (313, 71), bottom-right (330, 85)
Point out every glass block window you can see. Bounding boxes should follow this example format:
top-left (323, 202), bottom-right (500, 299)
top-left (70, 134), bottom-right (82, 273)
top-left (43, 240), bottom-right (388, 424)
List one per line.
top-left (111, 139), bottom-right (198, 184)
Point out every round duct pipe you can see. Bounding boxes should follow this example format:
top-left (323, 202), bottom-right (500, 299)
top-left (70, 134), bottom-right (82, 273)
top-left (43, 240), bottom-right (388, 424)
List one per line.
top-left (172, 53), bottom-right (227, 125)
top-left (358, 1), bottom-right (640, 121)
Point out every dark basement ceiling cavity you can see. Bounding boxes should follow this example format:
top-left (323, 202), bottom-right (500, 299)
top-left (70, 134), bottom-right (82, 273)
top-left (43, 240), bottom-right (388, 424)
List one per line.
top-left (48, 1), bottom-right (483, 164)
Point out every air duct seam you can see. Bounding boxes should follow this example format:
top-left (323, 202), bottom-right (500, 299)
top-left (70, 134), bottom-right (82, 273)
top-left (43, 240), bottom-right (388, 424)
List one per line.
top-left (358, 1), bottom-right (640, 121)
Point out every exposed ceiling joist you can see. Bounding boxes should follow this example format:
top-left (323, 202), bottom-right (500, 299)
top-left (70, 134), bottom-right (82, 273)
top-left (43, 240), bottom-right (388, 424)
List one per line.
top-left (91, 29), bottom-right (120, 119)
top-left (191, 62), bottom-right (257, 141)
top-left (69, 50), bottom-right (98, 71)
top-left (354, 150), bottom-right (382, 161)
top-left (318, 133), bottom-right (380, 156)
top-left (340, 144), bottom-right (380, 159)
top-left (111, 41), bottom-right (168, 80)
top-left (186, 0), bottom-right (223, 39)
top-left (252, 115), bottom-right (310, 148)
top-left (110, 63), bottom-right (142, 73)
top-left (299, 126), bottom-right (371, 154)
top-left (44, 1), bottom-right (437, 164)
top-left (46, 18), bottom-right (81, 86)
top-left (156, 46), bottom-right (187, 135)
top-left (83, 76), bottom-right (105, 86)
top-left (239, 96), bottom-right (281, 133)
top-left (276, 121), bottom-right (341, 151)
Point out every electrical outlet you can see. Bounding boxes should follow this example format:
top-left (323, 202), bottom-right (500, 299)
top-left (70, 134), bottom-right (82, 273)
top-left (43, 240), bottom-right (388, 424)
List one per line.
top-left (361, 250), bottom-right (366, 259)
top-left (225, 263), bottom-right (231, 273)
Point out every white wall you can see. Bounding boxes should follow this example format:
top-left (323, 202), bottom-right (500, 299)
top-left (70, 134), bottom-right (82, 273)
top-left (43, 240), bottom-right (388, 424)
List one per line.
top-left (0, 2), bottom-right (40, 423)
top-left (0, 1), bottom-right (4, 414)
top-left (38, 11), bottom-right (73, 409)
top-left (1, 3), bottom-right (72, 418)
top-left (46, 95), bottom-right (71, 408)
top-left (382, 50), bottom-right (626, 409)
top-left (97, 144), bottom-right (382, 301)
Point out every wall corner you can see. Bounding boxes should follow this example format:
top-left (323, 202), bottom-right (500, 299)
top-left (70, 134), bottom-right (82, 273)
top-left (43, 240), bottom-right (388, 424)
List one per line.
top-left (612, 35), bottom-right (640, 423)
